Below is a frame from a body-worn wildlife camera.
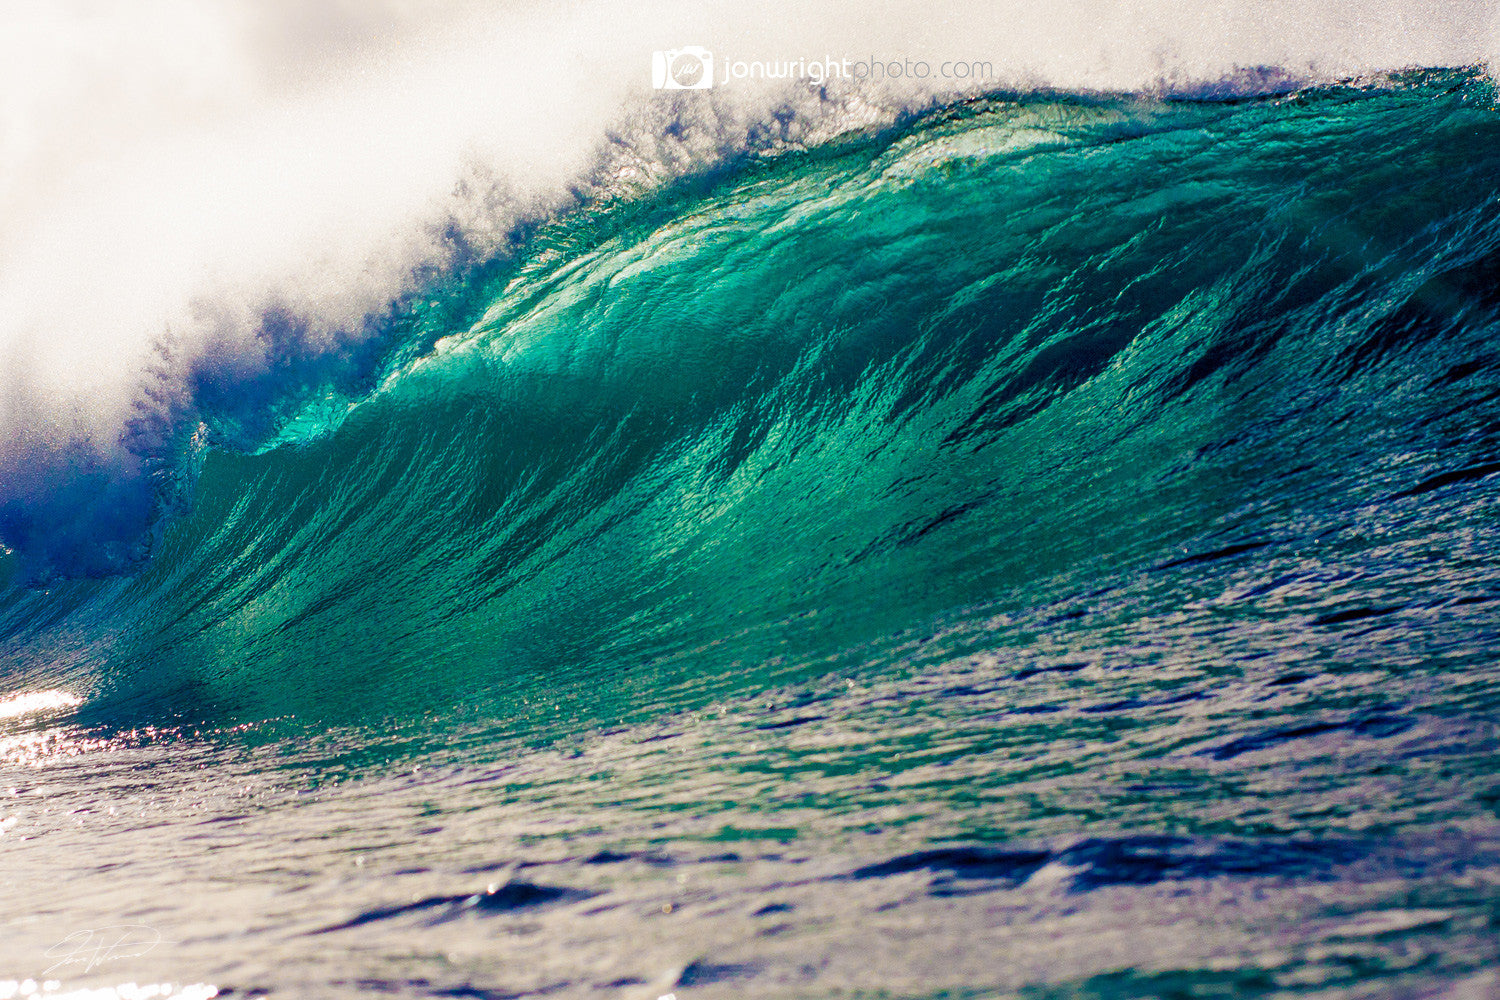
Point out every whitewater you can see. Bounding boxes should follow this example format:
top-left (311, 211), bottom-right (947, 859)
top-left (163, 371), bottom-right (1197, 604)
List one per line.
top-left (3, 2), bottom-right (1500, 998)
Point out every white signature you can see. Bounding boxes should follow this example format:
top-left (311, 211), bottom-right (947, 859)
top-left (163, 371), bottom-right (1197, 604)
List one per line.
top-left (43, 925), bottom-right (170, 975)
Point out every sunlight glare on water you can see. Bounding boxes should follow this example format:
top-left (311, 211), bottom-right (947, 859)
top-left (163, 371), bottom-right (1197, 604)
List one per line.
top-left (0, 982), bottom-right (218, 1000)
top-left (0, 691), bottom-right (81, 721)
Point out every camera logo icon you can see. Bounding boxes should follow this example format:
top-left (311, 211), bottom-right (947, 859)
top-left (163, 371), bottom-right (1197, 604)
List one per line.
top-left (652, 46), bottom-right (714, 90)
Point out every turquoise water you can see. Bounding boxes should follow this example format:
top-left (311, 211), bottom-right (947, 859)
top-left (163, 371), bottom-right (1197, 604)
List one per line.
top-left (3, 72), bottom-right (1500, 998)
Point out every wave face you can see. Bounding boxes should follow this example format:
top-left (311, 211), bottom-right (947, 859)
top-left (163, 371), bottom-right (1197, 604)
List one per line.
top-left (2, 70), bottom-right (1499, 732)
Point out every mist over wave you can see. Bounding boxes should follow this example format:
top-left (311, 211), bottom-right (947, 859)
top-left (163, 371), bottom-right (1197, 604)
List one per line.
top-left (0, 0), bottom-right (1496, 581)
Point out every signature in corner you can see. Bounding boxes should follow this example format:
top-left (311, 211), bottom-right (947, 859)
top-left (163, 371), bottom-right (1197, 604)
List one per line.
top-left (44, 925), bottom-right (170, 976)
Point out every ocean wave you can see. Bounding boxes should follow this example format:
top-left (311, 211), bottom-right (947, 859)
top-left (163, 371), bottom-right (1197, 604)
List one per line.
top-left (3, 68), bottom-right (1498, 728)
top-left (1, 0), bottom-right (1495, 581)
